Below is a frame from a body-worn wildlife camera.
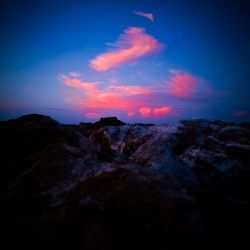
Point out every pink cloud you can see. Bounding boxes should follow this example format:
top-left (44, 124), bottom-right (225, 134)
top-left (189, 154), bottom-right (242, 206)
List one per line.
top-left (90, 27), bottom-right (164, 72)
top-left (167, 70), bottom-right (199, 97)
top-left (139, 107), bottom-right (152, 117)
top-left (109, 85), bottom-right (151, 95)
top-left (128, 110), bottom-right (136, 116)
top-left (60, 73), bottom-right (152, 116)
top-left (59, 68), bottom-right (215, 120)
top-left (80, 93), bottom-right (138, 110)
top-left (153, 106), bottom-right (172, 116)
top-left (234, 110), bottom-right (249, 117)
top-left (59, 74), bottom-right (99, 91)
top-left (139, 106), bottom-right (172, 117)
top-left (68, 72), bottom-right (81, 78)
top-left (85, 112), bottom-right (101, 118)
top-left (134, 11), bottom-right (154, 22)
top-left (61, 75), bottom-right (173, 118)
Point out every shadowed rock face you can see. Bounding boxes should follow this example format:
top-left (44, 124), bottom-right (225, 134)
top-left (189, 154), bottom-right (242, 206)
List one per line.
top-left (1, 114), bottom-right (250, 249)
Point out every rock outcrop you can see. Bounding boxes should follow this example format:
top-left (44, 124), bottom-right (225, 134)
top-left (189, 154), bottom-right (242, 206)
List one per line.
top-left (94, 116), bottom-right (126, 127)
top-left (1, 114), bottom-right (250, 249)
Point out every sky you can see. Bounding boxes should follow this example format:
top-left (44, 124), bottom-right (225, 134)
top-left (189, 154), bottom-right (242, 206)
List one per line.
top-left (0, 0), bottom-right (249, 124)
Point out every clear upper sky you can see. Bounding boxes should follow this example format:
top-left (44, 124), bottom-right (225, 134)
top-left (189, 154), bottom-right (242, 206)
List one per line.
top-left (1, 0), bottom-right (249, 124)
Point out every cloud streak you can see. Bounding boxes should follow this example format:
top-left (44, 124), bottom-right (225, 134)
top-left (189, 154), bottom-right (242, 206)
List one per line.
top-left (109, 85), bottom-right (151, 95)
top-left (139, 106), bottom-right (172, 117)
top-left (90, 27), bottom-right (164, 72)
top-left (59, 74), bottom-right (99, 91)
top-left (134, 11), bottom-right (154, 22)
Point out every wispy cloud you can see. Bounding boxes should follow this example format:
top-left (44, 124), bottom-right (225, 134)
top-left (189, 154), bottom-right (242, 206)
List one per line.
top-left (109, 85), bottom-right (151, 95)
top-left (59, 74), bottom-right (99, 91)
top-left (167, 69), bottom-right (199, 97)
top-left (42, 107), bottom-right (72, 112)
top-left (139, 107), bottom-right (152, 117)
top-left (139, 106), bottom-right (172, 117)
top-left (165, 69), bottom-right (215, 99)
top-left (59, 72), bottom-right (173, 119)
top-left (23, 87), bottom-right (33, 92)
top-left (153, 106), bottom-right (172, 116)
top-left (68, 72), bottom-right (81, 78)
top-left (59, 69), bottom-right (218, 120)
top-left (90, 27), bottom-right (164, 72)
top-left (85, 112), bottom-right (101, 118)
top-left (234, 110), bottom-right (249, 117)
top-left (128, 110), bottom-right (136, 117)
top-left (134, 11), bottom-right (154, 22)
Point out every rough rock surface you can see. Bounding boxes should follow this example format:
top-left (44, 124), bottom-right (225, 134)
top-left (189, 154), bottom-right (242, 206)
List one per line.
top-left (1, 115), bottom-right (250, 249)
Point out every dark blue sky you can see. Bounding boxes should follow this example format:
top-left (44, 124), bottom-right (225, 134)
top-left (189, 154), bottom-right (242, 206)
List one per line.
top-left (1, 0), bottom-right (249, 123)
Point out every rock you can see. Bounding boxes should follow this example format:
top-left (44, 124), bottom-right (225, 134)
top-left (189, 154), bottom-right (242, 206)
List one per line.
top-left (216, 125), bottom-right (250, 143)
top-left (180, 128), bottom-right (250, 191)
top-left (2, 114), bottom-right (250, 250)
top-left (180, 145), bottom-right (239, 173)
top-left (102, 124), bottom-right (174, 156)
top-left (104, 125), bottom-right (151, 154)
top-left (13, 113), bottom-right (60, 126)
top-left (219, 125), bottom-right (248, 133)
top-left (0, 114), bottom-right (66, 193)
top-left (89, 128), bottom-right (113, 160)
top-left (239, 122), bottom-right (250, 130)
top-left (94, 117), bottom-right (126, 127)
top-left (130, 138), bottom-right (197, 189)
top-left (44, 167), bottom-right (204, 250)
top-left (173, 119), bottom-right (215, 154)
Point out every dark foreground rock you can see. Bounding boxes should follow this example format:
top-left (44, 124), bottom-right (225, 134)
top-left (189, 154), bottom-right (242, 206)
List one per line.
top-left (1, 114), bottom-right (250, 249)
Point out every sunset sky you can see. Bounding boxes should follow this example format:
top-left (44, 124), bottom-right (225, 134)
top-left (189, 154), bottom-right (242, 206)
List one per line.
top-left (1, 0), bottom-right (249, 123)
